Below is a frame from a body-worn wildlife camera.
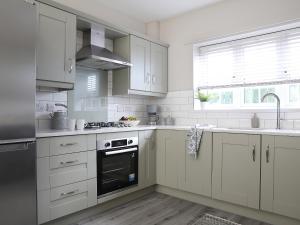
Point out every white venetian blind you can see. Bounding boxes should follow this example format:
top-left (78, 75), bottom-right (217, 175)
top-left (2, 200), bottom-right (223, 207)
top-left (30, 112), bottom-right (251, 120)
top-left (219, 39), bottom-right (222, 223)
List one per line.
top-left (194, 27), bottom-right (300, 89)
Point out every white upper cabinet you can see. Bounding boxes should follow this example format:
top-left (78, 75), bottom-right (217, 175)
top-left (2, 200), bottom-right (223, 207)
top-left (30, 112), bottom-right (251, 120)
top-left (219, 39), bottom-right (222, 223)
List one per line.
top-left (261, 135), bottom-right (300, 220)
top-left (150, 42), bottom-right (168, 93)
top-left (130, 36), bottom-right (151, 91)
top-left (212, 133), bottom-right (261, 209)
top-left (36, 3), bottom-right (76, 90)
top-left (113, 35), bottom-right (168, 96)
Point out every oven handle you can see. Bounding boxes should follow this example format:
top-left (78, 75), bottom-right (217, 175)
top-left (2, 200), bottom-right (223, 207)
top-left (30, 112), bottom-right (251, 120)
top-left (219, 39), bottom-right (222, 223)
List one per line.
top-left (105, 147), bottom-right (138, 156)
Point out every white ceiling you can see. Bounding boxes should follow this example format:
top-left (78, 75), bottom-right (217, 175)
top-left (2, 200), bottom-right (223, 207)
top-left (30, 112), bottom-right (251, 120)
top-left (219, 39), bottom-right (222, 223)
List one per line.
top-left (95, 0), bottom-right (224, 23)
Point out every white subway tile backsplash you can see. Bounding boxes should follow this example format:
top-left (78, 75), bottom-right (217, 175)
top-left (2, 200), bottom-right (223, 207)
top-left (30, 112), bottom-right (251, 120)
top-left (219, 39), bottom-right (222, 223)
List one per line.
top-left (36, 92), bottom-right (53, 101)
top-left (36, 87), bottom-right (300, 129)
top-left (264, 120), bottom-right (277, 129)
top-left (293, 120), bottom-right (300, 129)
top-left (218, 119), bottom-right (239, 129)
top-left (239, 119), bottom-right (251, 128)
top-left (52, 92), bottom-right (67, 102)
top-left (281, 120), bottom-right (294, 129)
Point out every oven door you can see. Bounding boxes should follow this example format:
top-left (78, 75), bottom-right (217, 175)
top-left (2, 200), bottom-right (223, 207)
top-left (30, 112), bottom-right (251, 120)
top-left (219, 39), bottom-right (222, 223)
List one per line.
top-left (97, 146), bottom-right (138, 197)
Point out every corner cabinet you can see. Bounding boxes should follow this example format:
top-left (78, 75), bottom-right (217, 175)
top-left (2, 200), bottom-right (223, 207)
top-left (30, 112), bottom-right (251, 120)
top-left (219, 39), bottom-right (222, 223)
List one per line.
top-left (36, 3), bottom-right (76, 90)
top-left (212, 133), bottom-right (261, 209)
top-left (113, 35), bottom-right (168, 96)
top-left (138, 130), bottom-right (156, 188)
top-left (261, 135), bottom-right (300, 220)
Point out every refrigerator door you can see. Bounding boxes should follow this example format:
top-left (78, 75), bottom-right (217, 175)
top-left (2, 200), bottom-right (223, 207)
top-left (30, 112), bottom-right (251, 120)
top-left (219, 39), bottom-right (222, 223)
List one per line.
top-left (0, 0), bottom-right (36, 141)
top-left (0, 142), bottom-right (37, 225)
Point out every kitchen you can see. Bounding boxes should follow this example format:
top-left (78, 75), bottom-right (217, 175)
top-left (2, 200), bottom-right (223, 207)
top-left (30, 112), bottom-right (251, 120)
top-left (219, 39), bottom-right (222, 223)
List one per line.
top-left (1, 0), bottom-right (300, 225)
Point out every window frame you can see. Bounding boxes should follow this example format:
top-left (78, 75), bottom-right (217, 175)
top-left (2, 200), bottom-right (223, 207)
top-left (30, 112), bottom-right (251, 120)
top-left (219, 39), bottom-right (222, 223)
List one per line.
top-left (193, 21), bottom-right (300, 111)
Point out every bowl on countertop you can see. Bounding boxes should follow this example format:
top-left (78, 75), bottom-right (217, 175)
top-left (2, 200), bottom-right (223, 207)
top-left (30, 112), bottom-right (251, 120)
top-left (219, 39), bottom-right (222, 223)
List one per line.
top-left (120, 120), bottom-right (140, 127)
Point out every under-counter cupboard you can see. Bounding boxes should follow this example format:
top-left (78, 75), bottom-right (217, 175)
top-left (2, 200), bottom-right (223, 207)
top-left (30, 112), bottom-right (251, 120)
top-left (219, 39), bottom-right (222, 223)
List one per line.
top-left (156, 130), bottom-right (212, 197)
top-left (261, 135), bottom-right (300, 220)
top-left (35, 130), bottom-right (300, 225)
top-left (36, 135), bottom-right (97, 224)
top-left (212, 133), bottom-right (261, 209)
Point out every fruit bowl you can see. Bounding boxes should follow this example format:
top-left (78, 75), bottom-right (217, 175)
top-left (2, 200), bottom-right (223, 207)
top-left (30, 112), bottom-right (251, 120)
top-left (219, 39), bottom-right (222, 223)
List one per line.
top-left (121, 120), bottom-right (140, 127)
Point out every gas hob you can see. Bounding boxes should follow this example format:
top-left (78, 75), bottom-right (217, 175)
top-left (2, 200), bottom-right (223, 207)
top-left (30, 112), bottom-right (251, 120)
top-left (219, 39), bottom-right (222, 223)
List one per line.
top-left (84, 121), bottom-right (131, 129)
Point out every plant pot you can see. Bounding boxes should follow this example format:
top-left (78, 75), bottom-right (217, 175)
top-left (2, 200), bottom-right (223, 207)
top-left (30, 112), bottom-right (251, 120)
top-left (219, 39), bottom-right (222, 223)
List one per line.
top-left (200, 101), bottom-right (207, 109)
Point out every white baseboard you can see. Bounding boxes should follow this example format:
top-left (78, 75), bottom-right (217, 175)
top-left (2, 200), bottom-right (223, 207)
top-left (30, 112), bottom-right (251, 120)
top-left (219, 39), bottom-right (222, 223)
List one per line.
top-left (43, 186), bottom-right (155, 225)
top-left (156, 185), bottom-right (300, 225)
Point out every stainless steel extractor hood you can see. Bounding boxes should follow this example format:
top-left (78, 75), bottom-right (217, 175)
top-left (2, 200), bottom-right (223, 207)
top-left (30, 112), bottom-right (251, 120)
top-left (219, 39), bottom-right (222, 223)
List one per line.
top-left (76, 28), bottom-right (132, 70)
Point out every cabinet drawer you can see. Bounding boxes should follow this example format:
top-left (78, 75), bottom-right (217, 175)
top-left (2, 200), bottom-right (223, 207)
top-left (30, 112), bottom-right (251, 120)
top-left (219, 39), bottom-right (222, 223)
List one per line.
top-left (37, 150), bottom-right (96, 190)
top-left (38, 179), bottom-right (97, 224)
top-left (50, 180), bottom-right (87, 202)
top-left (51, 136), bottom-right (87, 155)
top-left (50, 152), bottom-right (87, 169)
top-left (37, 135), bottom-right (96, 158)
top-left (50, 164), bottom-right (88, 188)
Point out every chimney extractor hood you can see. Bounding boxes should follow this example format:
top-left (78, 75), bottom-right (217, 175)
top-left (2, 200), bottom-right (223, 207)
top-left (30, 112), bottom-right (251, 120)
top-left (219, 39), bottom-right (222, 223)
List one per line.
top-left (76, 28), bottom-right (132, 70)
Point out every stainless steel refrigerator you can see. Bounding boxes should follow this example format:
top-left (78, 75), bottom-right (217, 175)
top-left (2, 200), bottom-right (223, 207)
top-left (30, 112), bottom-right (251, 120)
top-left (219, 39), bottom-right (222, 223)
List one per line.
top-left (0, 0), bottom-right (37, 225)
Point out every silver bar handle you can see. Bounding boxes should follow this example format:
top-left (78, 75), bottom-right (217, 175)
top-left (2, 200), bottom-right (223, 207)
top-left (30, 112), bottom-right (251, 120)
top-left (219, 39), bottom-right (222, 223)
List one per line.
top-left (105, 147), bottom-right (138, 156)
top-left (60, 160), bottom-right (78, 165)
top-left (252, 144), bottom-right (256, 162)
top-left (24, 0), bottom-right (36, 5)
top-left (60, 143), bottom-right (77, 147)
top-left (66, 58), bottom-right (73, 73)
top-left (152, 75), bottom-right (156, 84)
top-left (60, 189), bottom-right (79, 197)
top-left (266, 145), bottom-right (270, 163)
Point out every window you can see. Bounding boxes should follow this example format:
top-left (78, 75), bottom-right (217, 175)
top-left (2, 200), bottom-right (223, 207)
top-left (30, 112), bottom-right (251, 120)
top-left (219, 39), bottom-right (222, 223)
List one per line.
top-left (193, 24), bottom-right (300, 110)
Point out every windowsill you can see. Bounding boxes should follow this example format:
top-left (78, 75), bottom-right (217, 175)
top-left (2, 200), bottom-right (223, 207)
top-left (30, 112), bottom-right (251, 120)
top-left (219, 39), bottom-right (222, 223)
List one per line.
top-left (194, 108), bottom-right (300, 113)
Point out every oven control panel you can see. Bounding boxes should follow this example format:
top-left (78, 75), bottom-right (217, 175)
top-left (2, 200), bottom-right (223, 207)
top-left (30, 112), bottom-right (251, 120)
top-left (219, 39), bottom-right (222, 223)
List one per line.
top-left (97, 137), bottom-right (138, 150)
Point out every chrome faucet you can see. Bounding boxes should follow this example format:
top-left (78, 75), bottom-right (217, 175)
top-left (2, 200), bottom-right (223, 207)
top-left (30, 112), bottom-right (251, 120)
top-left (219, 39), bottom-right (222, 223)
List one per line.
top-left (261, 93), bottom-right (281, 129)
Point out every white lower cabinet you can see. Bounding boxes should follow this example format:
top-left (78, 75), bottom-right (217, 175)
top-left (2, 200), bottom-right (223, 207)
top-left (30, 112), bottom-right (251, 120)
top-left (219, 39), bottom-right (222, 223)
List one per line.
top-left (38, 178), bottom-right (97, 224)
top-left (37, 150), bottom-right (97, 191)
top-left (37, 135), bottom-right (97, 224)
top-left (156, 130), bottom-right (212, 197)
top-left (138, 130), bottom-right (156, 188)
top-left (261, 135), bottom-right (300, 220)
top-left (181, 131), bottom-right (212, 197)
top-left (212, 133), bottom-right (261, 209)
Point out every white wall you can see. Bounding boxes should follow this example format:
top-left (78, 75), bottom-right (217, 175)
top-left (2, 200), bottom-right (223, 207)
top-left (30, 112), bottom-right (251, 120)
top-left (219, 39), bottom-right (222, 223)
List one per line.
top-left (52, 0), bottom-right (146, 34)
top-left (159, 0), bottom-right (300, 91)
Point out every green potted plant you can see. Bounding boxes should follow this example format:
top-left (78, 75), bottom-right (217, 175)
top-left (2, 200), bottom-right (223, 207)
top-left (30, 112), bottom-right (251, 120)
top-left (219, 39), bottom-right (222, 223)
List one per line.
top-left (195, 89), bottom-right (211, 109)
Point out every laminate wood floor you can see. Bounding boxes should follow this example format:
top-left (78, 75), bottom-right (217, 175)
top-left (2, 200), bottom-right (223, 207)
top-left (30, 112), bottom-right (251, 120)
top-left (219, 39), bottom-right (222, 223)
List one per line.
top-left (74, 193), bottom-right (272, 225)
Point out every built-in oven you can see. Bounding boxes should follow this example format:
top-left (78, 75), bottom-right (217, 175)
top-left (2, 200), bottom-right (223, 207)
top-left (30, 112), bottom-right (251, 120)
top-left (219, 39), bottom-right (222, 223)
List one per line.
top-left (97, 136), bottom-right (138, 197)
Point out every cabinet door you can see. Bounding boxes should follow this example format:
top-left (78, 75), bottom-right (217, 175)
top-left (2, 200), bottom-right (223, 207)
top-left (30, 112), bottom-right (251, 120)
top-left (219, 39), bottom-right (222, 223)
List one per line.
top-left (138, 130), bottom-right (156, 188)
top-left (150, 43), bottom-right (168, 93)
top-left (37, 3), bottom-right (76, 84)
top-left (261, 135), bottom-right (300, 220)
top-left (156, 130), bottom-right (186, 189)
top-left (147, 130), bottom-right (156, 186)
top-left (212, 133), bottom-right (260, 209)
top-left (181, 132), bottom-right (212, 197)
top-left (130, 36), bottom-right (151, 91)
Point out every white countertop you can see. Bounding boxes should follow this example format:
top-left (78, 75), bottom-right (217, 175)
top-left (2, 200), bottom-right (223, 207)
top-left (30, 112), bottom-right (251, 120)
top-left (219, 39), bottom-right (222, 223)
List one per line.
top-left (36, 125), bottom-right (192, 138)
top-left (36, 125), bottom-right (300, 138)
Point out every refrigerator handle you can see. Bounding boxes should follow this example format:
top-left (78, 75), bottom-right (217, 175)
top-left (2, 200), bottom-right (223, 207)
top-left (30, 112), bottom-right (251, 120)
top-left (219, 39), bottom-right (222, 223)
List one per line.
top-left (0, 142), bottom-right (35, 153)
